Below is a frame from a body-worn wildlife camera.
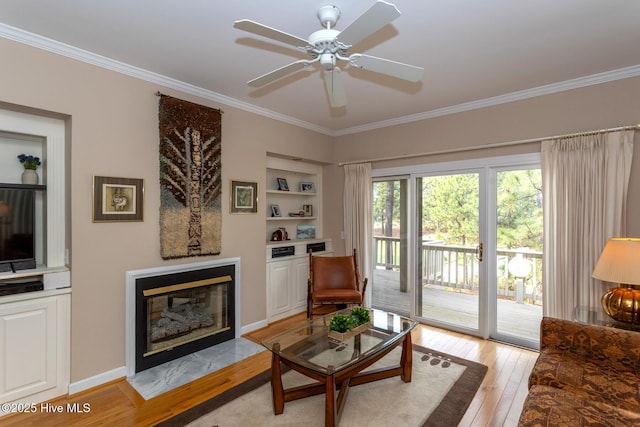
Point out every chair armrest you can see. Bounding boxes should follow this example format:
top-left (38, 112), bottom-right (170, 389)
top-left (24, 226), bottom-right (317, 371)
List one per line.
top-left (540, 317), bottom-right (640, 372)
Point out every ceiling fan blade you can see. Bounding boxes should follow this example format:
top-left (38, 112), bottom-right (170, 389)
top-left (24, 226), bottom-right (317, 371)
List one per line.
top-left (247, 60), bottom-right (312, 87)
top-left (234, 19), bottom-right (309, 49)
top-left (324, 68), bottom-right (347, 107)
top-left (337, 1), bottom-right (401, 47)
top-left (349, 54), bottom-right (424, 82)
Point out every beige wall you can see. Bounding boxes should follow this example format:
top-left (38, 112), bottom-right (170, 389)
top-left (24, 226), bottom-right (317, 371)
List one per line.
top-left (328, 76), bottom-right (640, 240)
top-left (2, 35), bottom-right (640, 387)
top-left (0, 38), bottom-right (333, 382)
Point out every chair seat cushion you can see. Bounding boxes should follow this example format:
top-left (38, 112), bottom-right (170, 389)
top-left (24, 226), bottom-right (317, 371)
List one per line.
top-left (518, 385), bottom-right (640, 427)
top-left (312, 289), bottom-right (362, 303)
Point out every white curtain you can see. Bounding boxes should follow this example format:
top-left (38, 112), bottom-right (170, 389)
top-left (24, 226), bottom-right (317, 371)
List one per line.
top-left (343, 163), bottom-right (372, 306)
top-left (541, 130), bottom-right (634, 320)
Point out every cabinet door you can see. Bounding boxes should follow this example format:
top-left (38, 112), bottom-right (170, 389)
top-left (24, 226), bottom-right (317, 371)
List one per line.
top-left (0, 297), bottom-right (57, 402)
top-left (267, 261), bottom-right (292, 318)
top-left (292, 257), bottom-right (309, 309)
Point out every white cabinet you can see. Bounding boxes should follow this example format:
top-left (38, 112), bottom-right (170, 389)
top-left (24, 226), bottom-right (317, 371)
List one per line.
top-left (0, 290), bottom-right (70, 408)
top-left (266, 240), bottom-right (332, 322)
top-left (266, 256), bottom-right (314, 321)
top-left (267, 260), bottom-right (293, 319)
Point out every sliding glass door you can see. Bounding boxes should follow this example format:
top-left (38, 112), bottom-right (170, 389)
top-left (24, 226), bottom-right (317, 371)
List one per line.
top-left (416, 172), bottom-right (482, 333)
top-left (372, 154), bottom-right (542, 348)
top-left (491, 167), bottom-right (543, 348)
top-left (371, 178), bottom-right (410, 316)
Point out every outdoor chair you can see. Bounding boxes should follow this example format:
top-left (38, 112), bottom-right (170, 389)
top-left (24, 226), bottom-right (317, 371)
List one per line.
top-left (307, 249), bottom-right (368, 318)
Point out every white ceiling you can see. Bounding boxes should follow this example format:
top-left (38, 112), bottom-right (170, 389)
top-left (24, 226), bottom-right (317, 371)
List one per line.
top-left (1, 0), bottom-right (639, 136)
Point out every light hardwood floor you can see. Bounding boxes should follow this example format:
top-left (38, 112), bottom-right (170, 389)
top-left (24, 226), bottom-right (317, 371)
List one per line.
top-left (2, 313), bottom-right (538, 426)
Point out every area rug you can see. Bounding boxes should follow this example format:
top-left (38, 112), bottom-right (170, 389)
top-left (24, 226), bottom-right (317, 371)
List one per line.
top-left (158, 94), bottom-right (222, 259)
top-left (157, 345), bottom-right (487, 427)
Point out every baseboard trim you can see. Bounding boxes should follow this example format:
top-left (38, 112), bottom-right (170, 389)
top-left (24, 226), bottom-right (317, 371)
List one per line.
top-left (241, 318), bottom-right (268, 335)
top-left (68, 366), bottom-right (127, 396)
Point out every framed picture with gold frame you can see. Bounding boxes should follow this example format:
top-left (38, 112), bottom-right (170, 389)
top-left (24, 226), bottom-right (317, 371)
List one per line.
top-left (230, 180), bottom-right (258, 214)
top-left (93, 176), bottom-right (144, 222)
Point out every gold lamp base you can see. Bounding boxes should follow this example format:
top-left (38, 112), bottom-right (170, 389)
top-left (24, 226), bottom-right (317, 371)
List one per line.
top-left (601, 284), bottom-right (640, 325)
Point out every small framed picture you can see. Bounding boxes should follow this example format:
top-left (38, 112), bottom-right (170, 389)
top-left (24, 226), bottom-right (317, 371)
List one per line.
top-left (300, 182), bottom-right (315, 193)
top-left (271, 204), bottom-right (282, 217)
top-left (93, 176), bottom-right (144, 222)
top-left (296, 225), bottom-right (316, 239)
top-left (303, 204), bottom-right (313, 217)
top-left (277, 178), bottom-right (289, 191)
top-left (230, 180), bottom-right (258, 214)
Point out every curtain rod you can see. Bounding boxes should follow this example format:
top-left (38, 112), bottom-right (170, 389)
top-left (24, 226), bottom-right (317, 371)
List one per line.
top-left (338, 124), bottom-right (640, 167)
top-left (154, 91), bottom-right (224, 114)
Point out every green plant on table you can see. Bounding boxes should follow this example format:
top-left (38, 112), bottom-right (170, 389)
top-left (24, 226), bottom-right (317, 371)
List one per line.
top-left (350, 307), bottom-right (371, 325)
top-left (328, 308), bottom-right (371, 333)
top-left (328, 313), bottom-right (354, 333)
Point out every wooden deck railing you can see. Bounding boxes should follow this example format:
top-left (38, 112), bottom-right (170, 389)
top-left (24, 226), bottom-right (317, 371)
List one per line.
top-left (373, 236), bottom-right (543, 303)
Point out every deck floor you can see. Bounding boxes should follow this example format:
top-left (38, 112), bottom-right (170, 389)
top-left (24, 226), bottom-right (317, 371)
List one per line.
top-left (371, 268), bottom-right (542, 345)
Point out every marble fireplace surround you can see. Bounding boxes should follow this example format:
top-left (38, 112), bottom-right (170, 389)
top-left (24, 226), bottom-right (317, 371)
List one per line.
top-left (125, 257), bottom-right (242, 378)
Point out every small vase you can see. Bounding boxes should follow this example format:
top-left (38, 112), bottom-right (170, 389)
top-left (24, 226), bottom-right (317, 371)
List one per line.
top-left (21, 169), bottom-right (39, 185)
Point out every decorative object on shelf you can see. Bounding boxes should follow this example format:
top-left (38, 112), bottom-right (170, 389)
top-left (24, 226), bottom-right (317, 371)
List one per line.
top-left (271, 227), bottom-right (288, 241)
top-left (288, 210), bottom-right (305, 217)
top-left (271, 204), bottom-right (281, 217)
top-left (303, 204), bottom-right (313, 216)
top-left (592, 237), bottom-right (640, 325)
top-left (158, 94), bottom-right (222, 259)
top-left (21, 169), bottom-right (39, 185)
top-left (17, 154), bottom-right (41, 185)
top-left (327, 308), bottom-right (371, 341)
top-left (296, 225), bottom-right (315, 239)
top-left (300, 182), bottom-right (315, 192)
top-left (92, 176), bottom-right (144, 222)
top-left (230, 180), bottom-right (257, 214)
top-left (277, 178), bottom-right (289, 191)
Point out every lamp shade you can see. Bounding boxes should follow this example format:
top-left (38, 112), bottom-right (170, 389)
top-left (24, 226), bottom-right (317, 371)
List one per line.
top-left (592, 238), bottom-right (640, 286)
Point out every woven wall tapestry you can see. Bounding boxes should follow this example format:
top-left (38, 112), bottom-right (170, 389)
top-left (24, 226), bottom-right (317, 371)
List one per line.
top-left (158, 95), bottom-right (222, 259)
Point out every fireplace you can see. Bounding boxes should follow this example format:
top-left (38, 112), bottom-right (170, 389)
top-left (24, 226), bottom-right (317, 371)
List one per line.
top-left (126, 258), bottom-right (241, 376)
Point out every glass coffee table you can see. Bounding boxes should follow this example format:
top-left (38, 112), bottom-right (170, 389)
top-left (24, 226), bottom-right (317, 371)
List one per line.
top-left (262, 308), bottom-right (417, 427)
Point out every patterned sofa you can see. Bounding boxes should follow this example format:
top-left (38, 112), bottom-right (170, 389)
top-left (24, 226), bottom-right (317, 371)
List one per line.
top-left (517, 317), bottom-right (640, 426)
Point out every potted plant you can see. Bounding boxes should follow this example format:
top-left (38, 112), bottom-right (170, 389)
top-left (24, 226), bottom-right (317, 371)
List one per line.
top-left (327, 313), bottom-right (354, 334)
top-left (350, 307), bottom-right (371, 325)
top-left (327, 308), bottom-right (372, 340)
top-left (17, 154), bottom-right (41, 185)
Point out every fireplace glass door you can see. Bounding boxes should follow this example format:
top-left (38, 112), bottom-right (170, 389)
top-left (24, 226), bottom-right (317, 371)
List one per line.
top-left (144, 277), bottom-right (230, 356)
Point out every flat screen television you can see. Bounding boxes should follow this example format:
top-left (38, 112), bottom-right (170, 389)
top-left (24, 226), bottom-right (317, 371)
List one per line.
top-left (0, 187), bottom-right (36, 272)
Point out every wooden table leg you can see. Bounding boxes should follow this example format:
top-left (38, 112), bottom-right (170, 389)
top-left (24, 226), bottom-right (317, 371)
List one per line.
top-left (400, 323), bottom-right (413, 382)
top-left (271, 343), bottom-right (285, 415)
top-left (325, 366), bottom-right (336, 427)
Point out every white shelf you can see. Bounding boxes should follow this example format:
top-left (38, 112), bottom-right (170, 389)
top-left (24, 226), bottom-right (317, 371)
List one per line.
top-left (266, 156), bottom-right (322, 243)
top-left (266, 190), bottom-right (317, 197)
top-left (267, 216), bottom-right (316, 221)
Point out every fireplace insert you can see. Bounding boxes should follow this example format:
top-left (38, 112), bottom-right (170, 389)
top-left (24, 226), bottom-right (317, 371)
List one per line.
top-left (134, 264), bottom-right (235, 373)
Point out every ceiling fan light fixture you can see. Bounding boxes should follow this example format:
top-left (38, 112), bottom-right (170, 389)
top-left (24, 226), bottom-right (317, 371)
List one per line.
top-left (320, 53), bottom-right (336, 70)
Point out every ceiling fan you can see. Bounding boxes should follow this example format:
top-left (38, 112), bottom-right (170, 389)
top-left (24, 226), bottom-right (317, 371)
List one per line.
top-left (233, 1), bottom-right (424, 108)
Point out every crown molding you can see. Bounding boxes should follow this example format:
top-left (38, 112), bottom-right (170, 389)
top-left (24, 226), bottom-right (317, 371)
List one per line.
top-left (2, 23), bottom-right (639, 138)
top-left (334, 64), bottom-right (640, 136)
top-left (0, 24), bottom-right (334, 136)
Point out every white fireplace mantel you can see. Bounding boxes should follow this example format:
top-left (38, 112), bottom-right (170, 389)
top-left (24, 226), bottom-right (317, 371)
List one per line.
top-left (125, 257), bottom-right (241, 377)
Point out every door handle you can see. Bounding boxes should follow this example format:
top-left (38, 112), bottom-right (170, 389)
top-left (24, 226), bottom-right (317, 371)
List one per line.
top-left (476, 243), bottom-right (483, 262)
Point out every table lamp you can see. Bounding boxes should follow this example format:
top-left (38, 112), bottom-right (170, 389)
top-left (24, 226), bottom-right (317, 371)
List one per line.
top-left (592, 238), bottom-right (640, 324)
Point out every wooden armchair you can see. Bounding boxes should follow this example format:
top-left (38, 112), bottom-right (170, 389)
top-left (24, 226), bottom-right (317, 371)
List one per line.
top-left (307, 249), bottom-right (368, 318)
